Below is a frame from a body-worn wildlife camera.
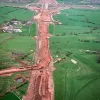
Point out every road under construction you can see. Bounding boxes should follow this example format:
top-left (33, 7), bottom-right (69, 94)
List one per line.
top-left (0, 0), bottom-right (58, 100)
top-left (23, 0), bottom-right (58, 100)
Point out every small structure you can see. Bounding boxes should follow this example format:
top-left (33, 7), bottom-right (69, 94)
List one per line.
top-left (2, 20), bottom-right (24, 33)
top-left (71, 59), bottom-right (77, 64)
top-left (13, 29), bottom-right (22, 33)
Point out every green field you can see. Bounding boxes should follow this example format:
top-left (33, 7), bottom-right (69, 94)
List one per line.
top-left (49, 8), bottom-right (100, 100)
top-left (56, 0), bottom-right (100, 5)
top-left (0, 0), bottom-right (38, 6)
top-left (1, 92), bottom-right (19, 100)
top-left (0, 6), bottom-right (35, 24)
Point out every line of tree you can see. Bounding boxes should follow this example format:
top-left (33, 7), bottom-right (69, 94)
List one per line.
top-left (78, 39), bottom-right (100, 43)
top-left (97, 55), bottom-right (100, 63)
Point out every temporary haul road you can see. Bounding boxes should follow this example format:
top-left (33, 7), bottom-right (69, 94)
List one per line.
top-left (0, 0), bottom-right (58, 100)
top-left (23, 1), bottom-right (58, 100)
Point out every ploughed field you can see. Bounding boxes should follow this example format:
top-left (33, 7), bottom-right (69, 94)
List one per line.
top-left (49, 8), bottom-right (100, 100)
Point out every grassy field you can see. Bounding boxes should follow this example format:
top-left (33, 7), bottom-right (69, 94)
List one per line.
top-left (0, 0), bottom-right (38, 7)
top-left (0, 6), bottom-right (35, 24)
top-left (21, 23), bottom-right (36, 36)
top-left (56, 0), bottom-right (84, 4)
top-left (56, 0), bottom-right (100, 5)
top-left (0, 6), bottom-right (36, 99)
top-left (49, 8), bottom-right (100, 100)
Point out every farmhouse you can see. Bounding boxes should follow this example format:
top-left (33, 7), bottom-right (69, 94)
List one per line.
top-left (2, 20), bottom-right (23, 33)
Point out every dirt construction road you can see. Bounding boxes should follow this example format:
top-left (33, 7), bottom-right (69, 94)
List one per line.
top-left (23, 0), bottom-right (58, 100)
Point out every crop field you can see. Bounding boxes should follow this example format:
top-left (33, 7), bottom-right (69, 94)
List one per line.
top-left (0, 6), bottom-right (36, 99)
top-left (49, 8), bottom-right (100, 100)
